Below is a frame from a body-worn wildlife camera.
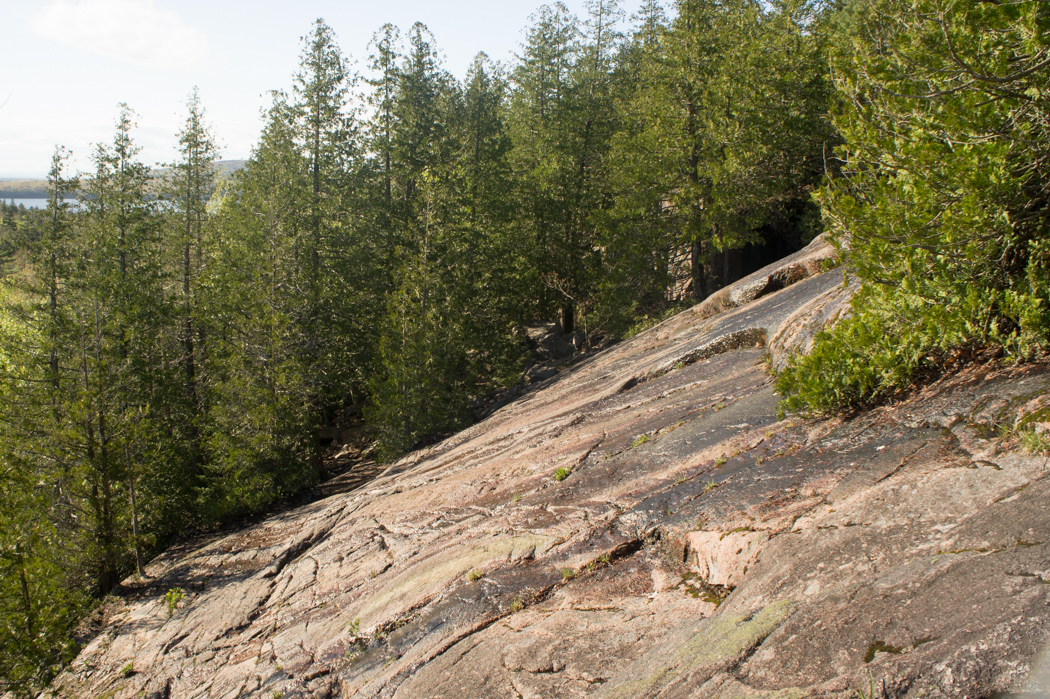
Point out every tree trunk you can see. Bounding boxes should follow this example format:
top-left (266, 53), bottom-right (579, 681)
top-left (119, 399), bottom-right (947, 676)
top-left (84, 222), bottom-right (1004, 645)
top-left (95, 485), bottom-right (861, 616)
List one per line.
top-left (97, 410), bottom-right (119, 593)
top-left (691, 239), bottom-right (707, 301)
top-left (561, 303), bottom-right (575, 335)
top-left (129, 472), bottom-right (146, 578)
top-left (183, 237), bottom-right (201, 478)
top-left (19, 562), bottom-right (33, 638)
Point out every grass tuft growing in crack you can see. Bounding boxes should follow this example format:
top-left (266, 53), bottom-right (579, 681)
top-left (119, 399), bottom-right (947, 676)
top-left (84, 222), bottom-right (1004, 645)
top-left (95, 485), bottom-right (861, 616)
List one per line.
top-left (164, 587), bottom-right (184, 618)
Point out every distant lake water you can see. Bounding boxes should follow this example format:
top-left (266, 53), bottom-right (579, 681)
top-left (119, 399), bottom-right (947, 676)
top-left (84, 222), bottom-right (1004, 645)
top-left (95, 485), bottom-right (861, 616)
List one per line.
top-left (7, 198), bottom-right (170, 210)
top-left (8, 198), bottom-right (51, 209)
top-left (7, 198), bottom-right (80, 209)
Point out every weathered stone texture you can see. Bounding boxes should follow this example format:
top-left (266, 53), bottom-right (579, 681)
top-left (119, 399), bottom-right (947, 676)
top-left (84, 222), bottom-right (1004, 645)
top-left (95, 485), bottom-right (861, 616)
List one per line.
top-left (51, 238), bottom-right (1050, 699)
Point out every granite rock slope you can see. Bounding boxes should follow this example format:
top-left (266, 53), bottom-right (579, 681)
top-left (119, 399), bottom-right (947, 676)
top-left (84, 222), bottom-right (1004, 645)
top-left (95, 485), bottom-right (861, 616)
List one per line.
top-left (51, 236), bottom-right (1050, 699)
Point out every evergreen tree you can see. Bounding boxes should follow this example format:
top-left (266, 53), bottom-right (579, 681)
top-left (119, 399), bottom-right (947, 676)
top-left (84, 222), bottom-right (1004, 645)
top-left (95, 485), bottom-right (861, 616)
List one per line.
top-left (560, 0), bottom-right (625, 335)
top-left (591, 1), bottom-right (677, 334)
top-left (0, 148), bottom-right (86, 696)
top-left (510, 3), bottom-right (584, 333)
top-left (365, 23), bottom-right (403, 258)
top-left (201, 20), bottom-right (368, 510)
top-left (778, 0), bottom-right (1050, 413)
top-left (607, 0), bottom-right (831, 305)
top-left (0, 107), bottom-right (170, 610)
top-left (394, 23), bottom-right (456, 206)
top-left (72, 105), bottom-right (171, 591)
top-left (168, 87), bottom-right (219, 505)
top-left (508, 1), bottom-right (628, 337)
top-left (368, 170), bottom-right (473, 456)
top-left (367, 24), bottom-right (470, 456)
top-left (202, 93), bottom-right (315, 516)
top-left (292, 19), bottom-right (360, 469)
top-left (459, 54), bottom-right (514, 232)
top-left (451, 56), bottom-right (529, 392)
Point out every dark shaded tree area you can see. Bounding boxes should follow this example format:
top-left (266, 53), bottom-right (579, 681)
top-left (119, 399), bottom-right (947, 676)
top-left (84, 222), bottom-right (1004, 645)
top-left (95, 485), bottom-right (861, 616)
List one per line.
top-left (0, 2), bottom-right (845, 691)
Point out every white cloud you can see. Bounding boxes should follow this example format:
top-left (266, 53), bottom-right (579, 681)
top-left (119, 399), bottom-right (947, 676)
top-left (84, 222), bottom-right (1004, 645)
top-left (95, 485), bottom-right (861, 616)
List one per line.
top-left (31, 0), bottom-right (208, 72)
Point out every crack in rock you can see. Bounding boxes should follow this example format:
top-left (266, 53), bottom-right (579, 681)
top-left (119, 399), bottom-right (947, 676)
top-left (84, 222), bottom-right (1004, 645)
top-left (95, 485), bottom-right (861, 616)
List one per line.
top-left (624, 328), bottom-right (768, 393)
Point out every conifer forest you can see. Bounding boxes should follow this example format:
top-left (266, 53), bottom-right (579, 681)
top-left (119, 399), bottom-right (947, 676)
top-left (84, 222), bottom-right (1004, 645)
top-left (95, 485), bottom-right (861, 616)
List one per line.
top-left (2, 0), bottom-right (1049, 691)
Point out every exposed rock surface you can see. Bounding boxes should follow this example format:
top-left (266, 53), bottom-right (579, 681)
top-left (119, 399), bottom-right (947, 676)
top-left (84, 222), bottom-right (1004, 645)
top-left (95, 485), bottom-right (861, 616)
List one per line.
top-left (52, 236), bottom-right (1050, 699)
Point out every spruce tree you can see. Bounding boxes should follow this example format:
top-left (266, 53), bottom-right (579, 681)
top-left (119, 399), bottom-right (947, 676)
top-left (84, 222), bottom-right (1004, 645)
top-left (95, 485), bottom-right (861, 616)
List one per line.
top-left (168, 87), bottom-right (219, 502)
top-left (73, 105), bottom-right (170, 591)
top-left (509, 3), bottom-right (583, 333)
top-left (201, 92), bottom-right (314, 517)
top-left (365, 23), bottom-right (404, 259)
top-left (292, 19), bottom-right (364, 459)
top-left (0, 148), bottom-right (86, 696)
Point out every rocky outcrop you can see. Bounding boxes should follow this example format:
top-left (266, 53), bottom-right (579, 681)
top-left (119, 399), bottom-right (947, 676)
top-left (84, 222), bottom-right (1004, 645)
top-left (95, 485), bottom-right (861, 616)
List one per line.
top-left (52, 236), bottom-right (1050, 699)
top-left (695, 234), bottom-right (839, 319)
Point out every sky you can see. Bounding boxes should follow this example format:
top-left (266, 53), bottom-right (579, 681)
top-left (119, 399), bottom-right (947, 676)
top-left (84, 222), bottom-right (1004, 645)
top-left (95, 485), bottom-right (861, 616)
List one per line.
top-left (0, 0), bottom-right (648, 179)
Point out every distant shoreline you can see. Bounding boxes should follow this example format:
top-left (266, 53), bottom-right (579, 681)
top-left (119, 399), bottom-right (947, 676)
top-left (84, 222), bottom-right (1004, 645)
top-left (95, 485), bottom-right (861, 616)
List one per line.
top-left (0, 181), bottom-right (48, 199)
top-left (0, 160), bottom-right (246, 201)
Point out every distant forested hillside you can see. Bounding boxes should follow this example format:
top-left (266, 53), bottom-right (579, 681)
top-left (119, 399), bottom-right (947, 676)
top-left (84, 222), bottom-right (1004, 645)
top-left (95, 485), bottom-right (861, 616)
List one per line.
top-left (0, 180), bottom-right (48, 198)
top-left (0, 161), bottom-right (247, 201)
